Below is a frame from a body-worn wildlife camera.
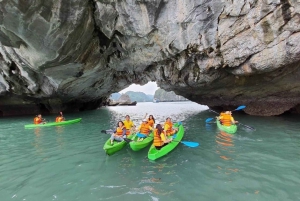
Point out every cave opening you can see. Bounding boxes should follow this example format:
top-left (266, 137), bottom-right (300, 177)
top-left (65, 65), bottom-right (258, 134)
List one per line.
top-left (107, 81), bottom-right (188, 104)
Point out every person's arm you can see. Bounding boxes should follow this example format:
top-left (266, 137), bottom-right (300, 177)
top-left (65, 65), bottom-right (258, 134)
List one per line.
top-left (231, 117), bottom-right (238, 124)
top-left (122, 128), bottom-right (127, 138)
top-left (131, 121), bottom-right (136, 128)
top-left (160, 133), bottom-right (172, 143)
top-left (143, 113), bottom-right (148, 120)
top-left (136, 125), bottom-right (141, 132)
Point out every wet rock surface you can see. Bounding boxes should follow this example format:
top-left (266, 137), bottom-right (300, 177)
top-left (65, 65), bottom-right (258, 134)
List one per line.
top-left (0, 0), bottom-right (300, 116)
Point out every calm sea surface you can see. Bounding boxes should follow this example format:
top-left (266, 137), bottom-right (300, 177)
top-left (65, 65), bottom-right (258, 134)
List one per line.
top-left (1, 102), bottom-right (300, 201)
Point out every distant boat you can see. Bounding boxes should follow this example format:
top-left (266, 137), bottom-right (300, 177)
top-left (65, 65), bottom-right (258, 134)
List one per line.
top-left (153, 98), bottom-right (159, 103)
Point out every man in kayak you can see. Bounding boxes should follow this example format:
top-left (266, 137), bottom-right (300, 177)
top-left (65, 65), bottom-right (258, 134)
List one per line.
top-left (123, 115), bottom-right (135, 136)
top-left (153, 123), bottom-right (173, 150)
top-left (218, 111), bottom-right (238, 126)
top-left (163, 117), bottom-right (178, 136)
top-left (136, 119), bottom-right (153, 141)
top-left (110, 121), bottom-right (127, 145)
top-left (34, 114), bottom-right (46, 124)
top-left (55, 112), bottom-right (65, 122)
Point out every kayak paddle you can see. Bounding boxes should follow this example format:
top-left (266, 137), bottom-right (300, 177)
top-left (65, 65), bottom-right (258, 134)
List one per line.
top-left (205, 118), bottom-right (214, 123)
top-left (173, 140), bottom-right (199, 148)
top-left (232, 105), bottom-right (246, 111)
top-left (238, 122), bottom-right (255, 130)
top-left (101, 129), bottom-right (114, 134)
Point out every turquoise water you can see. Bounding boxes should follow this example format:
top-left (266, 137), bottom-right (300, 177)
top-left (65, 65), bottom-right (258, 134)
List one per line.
top-left (1, 102), bottom-right (300, 201)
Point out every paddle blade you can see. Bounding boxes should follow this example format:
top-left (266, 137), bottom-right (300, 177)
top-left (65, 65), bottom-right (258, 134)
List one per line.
top-left (124, 138), bottom-right (133, 143)
top-left (234, 105), bottom-right (246, 111)
top-left (101, 129), bottom-right (114, 134)
top-left (205, 118), bottom-right (214, 123)
top-left (181, 141), bottom-right (199, 148)
top-left (137, 133), bottom-right (147, 138)
top-left (239, 123), bottom-right (255, 130)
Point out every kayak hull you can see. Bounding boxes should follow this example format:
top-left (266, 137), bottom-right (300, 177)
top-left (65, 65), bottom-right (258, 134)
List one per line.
top-left (216, 120), bottom-right (237, 134)
top-left (24, 118), bottom-right (82, 128)
top-left (103, 134), bottom-right (134, 156)
top-left (129, 132), bottom-right (154, 151)
top-left (148, 123), bottom-right (184, 160)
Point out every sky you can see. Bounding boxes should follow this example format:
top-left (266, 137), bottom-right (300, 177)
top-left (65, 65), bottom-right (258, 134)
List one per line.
top-left (119, 82), bottom-right (159, 95)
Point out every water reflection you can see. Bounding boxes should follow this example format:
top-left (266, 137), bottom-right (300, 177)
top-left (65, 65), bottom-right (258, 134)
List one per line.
top-left (215, 131), bottom-right (240, 175)
top-left (55, 126), bottom-right (65, 149)
top-left (215, 131), bottom-right (235, 161)
top-left (33, 128), bottom-right (44, 155)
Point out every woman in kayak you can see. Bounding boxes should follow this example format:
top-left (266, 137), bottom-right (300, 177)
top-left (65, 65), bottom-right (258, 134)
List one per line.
top-left (143, 113), bottom-right (156, 127)
top-left (163, 117), bottom-right (178, 136)
top-left (153, 123), bottom-right (172, 150)
top-left (123, 115), bottom-right (135, 136)
top-left (136, 119), bottom-right (153, 141)
top-left (55, 112), bottom-right (65, 122)
top-left (34, 114), bottom-right (46, 124)
top-left (218, 111), bottom-right (238, 126)
top-left (110, 121), bottom-right (127, 145)
top-left (148, 115), bottom-right (156, 127)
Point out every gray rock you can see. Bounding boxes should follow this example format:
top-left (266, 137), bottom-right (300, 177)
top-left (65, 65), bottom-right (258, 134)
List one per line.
top-left (0, 0), bottom-right (300, 116)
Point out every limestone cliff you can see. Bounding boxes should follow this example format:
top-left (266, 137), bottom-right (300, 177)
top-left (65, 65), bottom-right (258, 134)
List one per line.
top-left (0, 0), bottom-right (300, 116)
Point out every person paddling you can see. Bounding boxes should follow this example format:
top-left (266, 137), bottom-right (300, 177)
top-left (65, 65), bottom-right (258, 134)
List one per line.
top-left (55, 112), bottom-right (65, 122)
top-left (123, 115), bottom-right (135, 136)
top-left (136, 119), bottom-right (153, 141)
top-left (163, 117), bottom-right (178, 136)
top-left (34, 114), bottom-right (46, 124)
top-left (218, 111), bottom-right (238, 126)
top-left (153, 123), bottom-right (172, 150)
top-left (110, 121), bottom-right (127, 145)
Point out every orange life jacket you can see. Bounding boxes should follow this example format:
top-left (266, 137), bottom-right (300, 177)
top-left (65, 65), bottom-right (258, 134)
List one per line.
top-left (115, 126), bottom-right (125, 137)
top-left (164, 121), bottom-right (173, 135)
top-left (221, 114), bottom-right (232, 126)
top-left (147, 119), bottom-right (154, 127)
top-left (139, 123), bottom-right (151, 135)
top-left (34, 117), bottom-right (42, 124)
top-left (220, 112), bottom-right (226, 117)
top-left (55, 117), bottom-right (63, 122)
top-left (153, 129), bottom-right (164, 147)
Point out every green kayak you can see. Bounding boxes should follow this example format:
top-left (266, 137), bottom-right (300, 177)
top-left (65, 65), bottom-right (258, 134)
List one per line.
top-left (103, 133), bottom-right (134, 155)
top-left (148, 123), bottom-right (184, 160)
top-left (129, 131), bottom-right (154, 151)
top-left (216, 120), bottom-right (237, 134)
top-left (24, 118), bottom-right (82, 128)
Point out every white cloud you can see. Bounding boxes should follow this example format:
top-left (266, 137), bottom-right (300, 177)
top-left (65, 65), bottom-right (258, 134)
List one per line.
top-left (119, 82), bottom-right (159, 95)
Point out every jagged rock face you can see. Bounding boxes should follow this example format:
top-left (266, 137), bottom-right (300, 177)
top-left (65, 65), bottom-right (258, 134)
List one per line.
top-left (117, 94), bottom-right (131, 103)
top-left (0, 0), bottom-right (300, 116)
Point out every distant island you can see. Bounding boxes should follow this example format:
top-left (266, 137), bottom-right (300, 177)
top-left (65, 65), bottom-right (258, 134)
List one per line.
top-left (154, 89), bottom-right (188, 102)
top-left (110, 89), bottom-right (188, 103)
